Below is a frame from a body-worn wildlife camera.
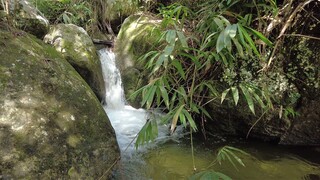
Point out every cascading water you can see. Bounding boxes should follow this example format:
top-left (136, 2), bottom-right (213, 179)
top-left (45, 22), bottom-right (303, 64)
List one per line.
top-left (98, 48), bottom-right (169, 153)
top-left (99, 48), bottom-right (125, 109)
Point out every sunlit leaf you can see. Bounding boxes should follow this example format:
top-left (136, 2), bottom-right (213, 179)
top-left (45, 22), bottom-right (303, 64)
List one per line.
top-left (226, 24), bottom-right (237, 38)
top-left (166, 30), bottom-right (176, 45)
top-left (245, 26), bottom-right (273, 47)
top-left (231, 86), bottom-right (239, 105)
top-left (171, 104), bottom-right (185, 134)
top-left (221, 88), bottom-right (230, 104)
top-left (146, 85), bottom-right (157, 109)
top-left (224, 28), bottom-right (232, 52)
top-left (153, 54), bottom-right (166, 72)
top-left (179, 113), bottom-right (187, 127)
top-left (216, 30), bottom-right (225, 53)
top-left (214, 17), bottom-right (224, 30)
top-left (177, 31), bottom-right (188, 48)
top-left (238, 24), bottom-right (259, 56)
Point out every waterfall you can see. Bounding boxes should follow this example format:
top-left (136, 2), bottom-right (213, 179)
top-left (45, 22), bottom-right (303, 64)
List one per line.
top-left (98, 48), bottom-right (125, 109)
top-left (98, 48), bottom-right (181, 154)
top-left (98, 48), bottom-right (150, 153)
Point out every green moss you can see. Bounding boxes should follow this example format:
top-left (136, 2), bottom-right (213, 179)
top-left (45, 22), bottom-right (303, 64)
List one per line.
top-left (0, 27), bottom-right (119, 179)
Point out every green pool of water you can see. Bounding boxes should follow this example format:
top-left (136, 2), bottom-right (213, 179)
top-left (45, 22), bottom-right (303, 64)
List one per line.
top-left (113, 139), bottom-right (320, 180)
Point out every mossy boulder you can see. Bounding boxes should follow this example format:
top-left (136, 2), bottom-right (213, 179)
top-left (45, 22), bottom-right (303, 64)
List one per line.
top-left (115, 14), bottom-right (161, 107)
top-left (0, 27), bottom-right (120, 179)
top-left (44, 24), bottom-right (105, 102)
top-left (2, 0), bottom-right (49, 38)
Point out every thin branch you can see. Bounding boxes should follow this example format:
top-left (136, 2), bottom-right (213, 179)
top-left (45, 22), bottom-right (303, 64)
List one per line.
top-left (246, 110), bottom-right (268, 139)
top-left (283, 33), bottom-right (320, 41)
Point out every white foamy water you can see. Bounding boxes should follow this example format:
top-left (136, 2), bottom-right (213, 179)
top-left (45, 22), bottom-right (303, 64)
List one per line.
top-left (98, 48), bottom-right (170, 154)
top-left (99, 48), bottom-right (125, 109)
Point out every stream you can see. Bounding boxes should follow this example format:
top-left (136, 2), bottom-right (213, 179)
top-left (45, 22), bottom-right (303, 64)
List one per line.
top-left (98, 48), bottom-right (320, 180)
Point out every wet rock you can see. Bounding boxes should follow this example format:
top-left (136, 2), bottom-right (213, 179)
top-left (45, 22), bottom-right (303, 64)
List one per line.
top-left (0, 27), bottom-right (120, 179)
top-left (115, 15), bottom-right (161, 107)
top-left (44, 24), bottom-right (105, 102)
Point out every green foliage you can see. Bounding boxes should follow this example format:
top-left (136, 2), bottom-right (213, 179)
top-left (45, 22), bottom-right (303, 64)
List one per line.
top-left (135, 118), bottom-right (158, 149)
top-left (216, 146), bottom-right (248, 170)
top-left (32, 0), bottom-right (141, 33)
top-left (134, 0), bottom-right (275, 148)
top-left (32, 0), bottom-right (92, 27)
top-left (189, 146), bottom-right (249, 179)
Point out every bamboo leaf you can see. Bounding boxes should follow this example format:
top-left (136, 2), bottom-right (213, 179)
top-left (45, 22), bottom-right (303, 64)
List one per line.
top-left (232, 38), bottom-right (244, 58)
top-left (164, 45), bottom-right (174, 56)
top-left (231, 86), bottom-right (239, 105)
top-left (240, 84), bottom-right (255, 114)
top-left (226, 24), bottom-right (237, 38)
top-left (199, 106), bottom-right (212, 118)
top-left (176, 86), bottom-right (188, 103)
top-left (224, 28), bottom-right (232, 52)
top-left (190, 103), bottom-right (200, 114)
top-left (171, 104), bottom-right (185, 134)
top-left (224, 148), bottom-right (245, 167)
top-left (219, 53), bottom-right (228, 66)
top-left (237, 24), bottom-right (246, 45)
top-left (245, 26), bottom-right (273, 47)
top-left (221, 88), bottom-right (230, 104)
top-left (216, 30), bottom-right (225, 53)
top-left (214, 17), bottom-right (224, 30)
top-left (146, 85), bottom-right (157, 109)
top-left (153, 54), bottom-right (166, 72)
top-left (179, 113), bottom-right (187, 127)
top-left (238, 24), bottom-right (259, 56)
top-left (166, 30), bottom-right (176, 45)
top-left (183, 109), bottom-right (197, 131)
top-left (171, 59), bottom-right (186, 80)
top-left (159, 86), bottom-right (170, 109)
top-left (248, 87), bottom-right (265, 109)
top-left (177, 31), bottom-right (188, 48)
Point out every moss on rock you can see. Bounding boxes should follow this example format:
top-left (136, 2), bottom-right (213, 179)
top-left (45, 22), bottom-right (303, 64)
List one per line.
top-left (115, 14), bottom-right (162, 107)
top-left (44, 24), bottom-right (106, 102)
top-left (0, 27), bottom-right (120, 179)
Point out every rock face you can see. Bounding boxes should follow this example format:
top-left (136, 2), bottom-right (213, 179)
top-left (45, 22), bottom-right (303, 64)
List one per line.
top-left (115, 15), bottom-right (161, 107)
top-left (0, 27), bottom-right (120, 179)
top-left (206, 5), bottom-right (320, 146)
top-left (279, 30), bottom-right (320, 145)
top-left (3, 0), bottom-right (50, 38)
top-left (44, 24), bottom-right (105, 102)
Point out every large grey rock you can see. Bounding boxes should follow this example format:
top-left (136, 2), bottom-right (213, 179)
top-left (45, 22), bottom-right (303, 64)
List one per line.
top-left (44, 24), bottom-right (106, 102)
top-left (0, 27), bottom-right (119, 179)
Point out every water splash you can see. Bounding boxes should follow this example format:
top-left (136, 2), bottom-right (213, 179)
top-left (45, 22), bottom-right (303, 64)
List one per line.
top-left (98, 48), bottom-right (168, 153)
